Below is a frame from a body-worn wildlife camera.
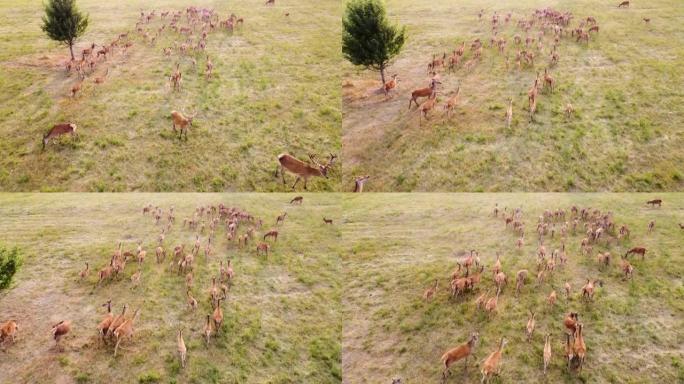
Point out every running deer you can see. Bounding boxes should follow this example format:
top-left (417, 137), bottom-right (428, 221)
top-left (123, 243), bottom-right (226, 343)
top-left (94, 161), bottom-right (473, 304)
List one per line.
top-left (440, 332), bottom-right (479, 382)
top-left (419, 89), bottom-right (438, 126)
top-left (481, 338), bottom-right (507, 383)
top-left (443, 87), bottom-right (460, 119)
top-left (42, 123), bottom-right (77, 150)
top-left (646, 199), bottom-right (662, 207)
top-left (408, 79), bottom-right (441, 109)
top-left (275, 153), bottom-right (336, 190)
top-left (170, 110), bottom-right (196, 140)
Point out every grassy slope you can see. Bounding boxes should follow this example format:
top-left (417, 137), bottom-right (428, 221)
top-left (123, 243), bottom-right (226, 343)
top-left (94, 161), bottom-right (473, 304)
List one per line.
top-left (341, 193), bottom-right (684, 383)
top-left (0, 193), bottom-right (341, 383)
top-left (0, 0), bottom-right (341, 192)
top-left (342, 0), bottom-right (684, 192)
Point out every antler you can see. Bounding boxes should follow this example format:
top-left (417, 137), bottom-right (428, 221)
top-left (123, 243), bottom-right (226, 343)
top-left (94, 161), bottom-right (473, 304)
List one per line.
top-left (308, 154), bottom-right (323, 167)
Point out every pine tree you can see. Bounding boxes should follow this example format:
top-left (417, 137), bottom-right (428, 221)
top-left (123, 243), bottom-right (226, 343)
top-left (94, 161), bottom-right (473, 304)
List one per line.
top-left (342, 0), bottom-right (406, 85)
top-left (41, 0), bottom-right (89, 60)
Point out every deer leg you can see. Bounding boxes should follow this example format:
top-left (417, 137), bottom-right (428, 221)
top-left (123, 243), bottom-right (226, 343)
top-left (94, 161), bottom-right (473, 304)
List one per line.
top-left (291, 177), bottom-right (300, 190)
top-left (303, 178), bottom-right (308, 190)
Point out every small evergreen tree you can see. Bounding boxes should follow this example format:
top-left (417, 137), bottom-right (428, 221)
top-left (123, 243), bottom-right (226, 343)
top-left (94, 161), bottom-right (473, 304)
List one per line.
top-left (342, 0), bottom-right (406, 85)
top-left (0, 245), bottom-right (20, 290)
top-left (41, 0), bottom-right (89, 60)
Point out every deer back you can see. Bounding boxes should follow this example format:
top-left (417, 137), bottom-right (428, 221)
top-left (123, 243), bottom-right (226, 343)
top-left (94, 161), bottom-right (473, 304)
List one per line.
top-left (278, 154), bottom-right (322, 177)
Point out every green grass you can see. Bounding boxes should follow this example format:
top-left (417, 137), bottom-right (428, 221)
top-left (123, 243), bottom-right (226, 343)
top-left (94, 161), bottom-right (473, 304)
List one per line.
top-left (342, 0), bottom-right (684, 191)
top-left (0, 193), bottom-right (342, 383)
top-left (340, 193), bottom-right (684, 383)
top-left (0, 0), bottom-right (341, 191)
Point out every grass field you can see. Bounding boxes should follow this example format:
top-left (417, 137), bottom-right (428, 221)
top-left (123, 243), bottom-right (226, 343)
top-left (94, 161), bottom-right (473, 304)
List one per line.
top-left (0, 193), bottom-right (341, 383)
top-left (0, 0), bottom-right (341, 192)
top-left (341, 193), bottom-right (684, 383)
top-left (342, 0), bottom-right (684, 192)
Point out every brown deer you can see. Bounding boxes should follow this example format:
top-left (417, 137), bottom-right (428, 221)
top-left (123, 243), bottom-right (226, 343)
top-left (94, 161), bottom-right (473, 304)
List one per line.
top-left (618, 1), bottom-right (629, 8)
top-left (440, 332), bottom-right (479, 381)
top-left (625, 247), bottom-right (646, 259)
top-left (443, 87), bottom-right (460, 119)
top-left (263, 229), bottom-right (278, 241)
top-left (419, 89), bottom-right (438, 126)
top-left (275, 153), bottom-right (336, 190)
top-left (408, 79), bottom-right (440, 109)
top-left (384, 74), bottom-right (398, 96)
top-left (323, 218), bottom-right (333, 225)
top-left (646, 199), bottom-right (662, 207)
top-left (43, 123), bottom-right (77, 150)
top-left (256, 242), bottom-right (270, 256)
top-left (94, 68), bottom-right (109, 84)
top-left (170, 110), bottom-right (196, 140)
top-left (353, 175), bottom-right (370, 192)
top-left (170, 63), bottom-right (182, 91)
top-left (290, 196), bottom-right (303, 205)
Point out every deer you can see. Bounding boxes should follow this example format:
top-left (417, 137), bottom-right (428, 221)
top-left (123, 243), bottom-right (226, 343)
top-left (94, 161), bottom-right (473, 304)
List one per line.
top-left (572, 324), bottom-right (587, 373)
top-left (106, 304), bottom-right (128, 341)
top-left (79, 262), bottom-right (90, 280)
top-left (290, 196), bottom-right (303, 205)
top-left (94, 68), bottom-right (109, 84)
top-left (384, 74), bottom-right (398, 97)
top-left (0, 320), bottom-right (18, 346)
top-left (481, 338), bottom-right (507, 383)
top-left (618, 1), bottom-right (629, 8)
top-left (256, 242), bottom-right (270, 256)
top-left (581, 279), bottom-right (602, 301)
top-left (51, 320), bottom-right (71, 350)
top-left (170, 63), bottom-right (182, 91)
top-left (263, 229), bottom-right (278, 241)
top-left (440, 332), bottom-right (479, 381)
top-left (177, 327), bottom-right (187, 368)
top-left (408, 79), bottom-right (440, 109)
top-left (643, 17), bottom-right (650, 23)
top-left (620, 257), bottom-right (634, 279)
top-left (564, 312), bottom-right (579, 334)
top-left (170, 110), bottom-right (196, 140)
top-left (424, 279), bottom-right (438, 301)
top-left (70, 80), bottom-right (84, 97)
top-left (203, 314), bottom-right (213, 345)
top-left (323, 217), bottom-right (333, 225)
top-left (543, 334), bottom-right (552, 375)
top-left (354, 175), bottom-right (370, 192)
top-left (625, 247), bottom-right (646, 259)
top-left (443, 87), bottom-right (460, 119)
top-left (526, 311), bottom-right (536, 341)
top-left (505, 99), bottom-right (513, 128)
top-left (419, 88), bottom-right (438, 126)
top-left (275, 153), bottom-right (336, 190)
top-left (646, 199), bottom-right (662, 207)
top-left (212, 297), bottom-right (224, 332)
top-left (543, 68), bottom-right (555, 93)
top-left (187, 289), bottom-right (198, 311)
top-left (205, 55), bottom-right (213, 79)
top-left (113, 308), bottom-right (141, 356)
top-left (266, 0), bottom-right (275, 5)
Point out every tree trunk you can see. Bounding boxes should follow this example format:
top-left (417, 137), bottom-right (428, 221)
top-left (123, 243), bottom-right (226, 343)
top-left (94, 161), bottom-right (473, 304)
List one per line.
top-left (379, 66), bottom-right (386, 86)
top-left (68, 41), bottom-right (75, 60)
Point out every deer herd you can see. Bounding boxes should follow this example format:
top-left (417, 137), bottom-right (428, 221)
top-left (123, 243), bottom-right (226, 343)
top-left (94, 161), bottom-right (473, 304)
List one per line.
top-left (44, 6), bottom-right (249, 149)
top-left (427, 198), bottom-right (664, 382)
top-left (1, 198), bottom-right (334, 368)
top-left (383, 6), bottom-right (647, 128)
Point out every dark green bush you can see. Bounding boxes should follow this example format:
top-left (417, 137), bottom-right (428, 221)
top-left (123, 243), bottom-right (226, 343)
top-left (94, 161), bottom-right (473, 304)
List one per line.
top-left (0, 245), bottom-right (20, 290)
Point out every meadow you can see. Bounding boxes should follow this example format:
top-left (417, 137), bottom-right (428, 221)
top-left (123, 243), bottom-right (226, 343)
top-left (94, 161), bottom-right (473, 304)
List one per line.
top-left (341, 193), bottom-right (684, 383)
top-left (0, 0), bottom-right (341, 192)
top-left (342, 0), bottom-right (684, 192)
top-left (0, 193), bottom-right (342, 383)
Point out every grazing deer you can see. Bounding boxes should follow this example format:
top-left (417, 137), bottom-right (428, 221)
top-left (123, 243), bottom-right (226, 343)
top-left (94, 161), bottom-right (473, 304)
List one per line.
top-left (256, 242), bottom-right (270, 256)
top-left (290, 196), bottom-right (303, 205)
top-left (353, 175), bottom-right (370, 192)
top-left (625, 247), bottom-right (646, 259)
top-left (618, 1), bottom-right (629, 8)
top-left (263, 229), bottom-right (278, 241)
top-left (42, 123), bottom-right (77, 150)
top-left (646, 199), bottom-right (662, 207)
top-left (275, 153), bottom-right (336, 190)
top-left (170, 110), bottom-right (196, 140)
top-left (408, 79), bottom-right (440, 109)
top-left (266, 0), bottom-right (275, 4)
top-left (643, 18), bottom-right (650, 23)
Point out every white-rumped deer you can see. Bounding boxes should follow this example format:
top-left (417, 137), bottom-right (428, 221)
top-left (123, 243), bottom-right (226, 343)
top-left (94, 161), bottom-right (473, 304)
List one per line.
top-left (43, 123), bottom-right (77, 150)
